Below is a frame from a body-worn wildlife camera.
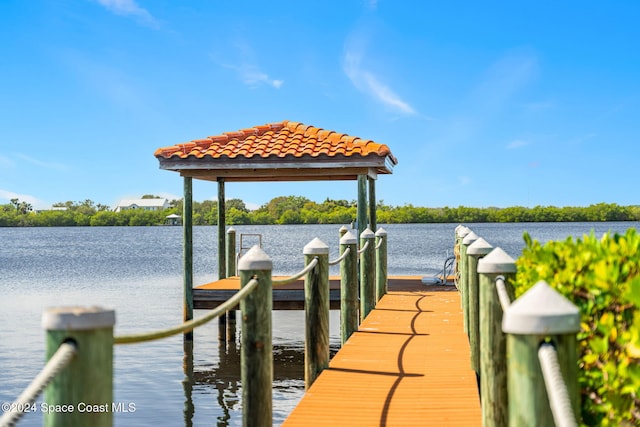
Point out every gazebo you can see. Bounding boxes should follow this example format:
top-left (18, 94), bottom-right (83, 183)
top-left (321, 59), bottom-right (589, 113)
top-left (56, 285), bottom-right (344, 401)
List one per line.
top-left (154, 120), bottom-right (398, 330)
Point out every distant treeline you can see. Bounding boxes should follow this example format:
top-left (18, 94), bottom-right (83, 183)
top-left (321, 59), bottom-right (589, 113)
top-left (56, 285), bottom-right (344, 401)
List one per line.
top-left (1, 196), bottom-right (639, 227)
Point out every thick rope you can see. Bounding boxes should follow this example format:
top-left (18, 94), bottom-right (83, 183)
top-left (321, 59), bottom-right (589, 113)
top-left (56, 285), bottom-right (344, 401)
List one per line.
top-left (357, 240), bottom-right (370, 255)
top-left (538, 343), bottom-right (578, 427)
top-left (328, 247), bottom-right (351, 266)
top-left (272, 258), bottom-right (318, 286)
top-left (495, 276), bottom-right (512, 311)
top-left (0, 341), bottom-right (77, 427)
top-left (375, 238), bottom-right (384, 250)
top-left (114, 278), bottom-right (259, 344)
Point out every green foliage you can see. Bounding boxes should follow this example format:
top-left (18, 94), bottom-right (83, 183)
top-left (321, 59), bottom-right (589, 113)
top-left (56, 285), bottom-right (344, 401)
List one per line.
top-left (1, 197), bottom-right (639, 227)
top-left (514, 229), bottom-right (640, 426)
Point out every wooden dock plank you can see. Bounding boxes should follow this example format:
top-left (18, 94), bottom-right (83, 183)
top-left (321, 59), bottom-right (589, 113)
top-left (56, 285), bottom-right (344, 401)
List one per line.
top-left (282, 290), bottom-right (481, 426)
top-left (193, 276), bottom-right (456, 310)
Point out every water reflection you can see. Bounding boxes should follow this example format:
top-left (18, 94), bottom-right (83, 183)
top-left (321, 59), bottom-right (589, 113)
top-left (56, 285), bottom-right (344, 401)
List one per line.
top-left (182, 330), bottom-right (340, 427)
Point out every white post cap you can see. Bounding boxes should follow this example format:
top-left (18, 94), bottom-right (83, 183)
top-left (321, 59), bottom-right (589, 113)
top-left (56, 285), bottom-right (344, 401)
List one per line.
top-left (375, 227), bottom-right (387, 237)
top-left (503, 281), bottom-right (580, 334)
top-left (303, 237), bottom-right (329, 255)
top-left (340, 230), bottom-right (357, 245)
top-left (42, 306), bottom-right (115, 331)
top-left (227, 226), bottom-right (236, 233)
top-left (339, 225), bottom-right (348, 232)
top-left (467, 237), bottom-right (493, 256)
top-left (457, 226), bottom-right (471, 238)
top-left (238, 245), bottom-right (272, 271)
top-left (477, 247), bottom-right (517, 273)
top-left (462, 231), bottom-right (479, 245)
top-left (360, 228), bottom-right (375, 239)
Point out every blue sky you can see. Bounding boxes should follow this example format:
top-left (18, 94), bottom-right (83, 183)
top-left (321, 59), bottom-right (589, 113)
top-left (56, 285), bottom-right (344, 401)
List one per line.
top-left (1, 1), bottom-right (639, 210)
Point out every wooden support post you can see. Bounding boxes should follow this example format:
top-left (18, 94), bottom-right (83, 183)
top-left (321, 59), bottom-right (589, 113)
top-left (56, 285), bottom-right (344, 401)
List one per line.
top-left (339, 225), bottom-right (348, 239)
top-left (357, 175), bottom-right (367, 238)
top-left (340, 230), bottom-right (358, 344)
top-left (238, 246), bottom-right (273, 427)
top-left (466, 238), bottom-right (493, 377)
top-left (359, 228), bottom-right (375, 322)
top-left (218, 179), bottom-right (227, 342)
top-left (454, 226), bottom-right (469, 292)
top-left (183, 176), bottom-right (194, 341)
top-left (303, 238), bottom-right (330, 389)
top-left (503, 281), bottom-right (580, 427)
top-left (368, 177), bottom-right (376, 232)
top-left (477, 247), bottom-right (516, 427)
top-left (226, 227), bottom-right (237, 342)
top-left (375, 227), bottom-right (387, 303)
top-left (42, 307), bottom-right (115, 427)
top-left (461, 230), bottom-right (478, 334)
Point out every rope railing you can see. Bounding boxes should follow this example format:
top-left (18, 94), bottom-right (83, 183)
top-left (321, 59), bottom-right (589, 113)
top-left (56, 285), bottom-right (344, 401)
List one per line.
top-left (114, 278), bottom-right (259, 344)
top-left (0, 341), bottom-right (77, 427)
top-left (357, 240), bottom-right (370, 254)
top-left (495, 275), bottom-right (512, 311)
top-left (538, 343), bottom-right (578, 427)
top-left (328, 247), bottom-right (350, 266)
top-left (272, 257), bottom-right (318, 286)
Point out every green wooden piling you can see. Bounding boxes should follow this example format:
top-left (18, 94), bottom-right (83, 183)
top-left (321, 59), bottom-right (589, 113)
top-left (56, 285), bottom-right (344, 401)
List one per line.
top-left (238, 246), bottom-right (273, 427)
top-left (503, 281), bottom-right (580, 427)
top-left (339, 225), bottom-right (348, 239)
top-left (226, 227), bottom-right (237, 342)
top-left (42, 307), bottom-right (115, 427)
top-left (357, 175), bottom-right (367, 238)
top-left (217, 178), bottom-right (226, 279)
top-left (375, 227), bottom-right (388, 303)
top-left (359, 228), bottom-right (375, 322)
top-left (461, 230), bottom-right (479, 334)
top-left (467, 237), bottom-right (493, 376)
top-left (183, 176), bottom-right (194, 341)
top-left (477, 247), bottom-right (516, 427)
top-left (368, 177), bottom-right (377, 232)
top-left (456, 226), bottom-right (470, 309)
top-left (303, 238), bottom-right (330, 389)
top-left (340, 230), bottom-right (358, 344)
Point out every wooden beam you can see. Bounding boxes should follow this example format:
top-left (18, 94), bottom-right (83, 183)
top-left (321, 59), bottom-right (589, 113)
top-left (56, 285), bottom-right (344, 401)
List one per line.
top-left (183, 176), bottom-right (193, 341)
top-left (218, 178), bottom-right (226, 280)
top-left (368, 177), bottom-right (376, 232)
top-left (357, 175), bottom-right (367, 238)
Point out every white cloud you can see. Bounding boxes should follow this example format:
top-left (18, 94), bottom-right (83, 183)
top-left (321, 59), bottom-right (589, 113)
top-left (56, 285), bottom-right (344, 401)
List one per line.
top-left (506, 140), bottom-right (529, 149)
top-left (215, 41), bottom-right (284, 90)
top-left (16, 154), bottom-right (68, 171)
top-left (95, 0), bottom-right (159, 28)
top-left (343, 31), bottom-right (416, 115)
top-left (224, 63), bottom-right (284, 89)
top-left (0, 189), bottom-right (49, 210)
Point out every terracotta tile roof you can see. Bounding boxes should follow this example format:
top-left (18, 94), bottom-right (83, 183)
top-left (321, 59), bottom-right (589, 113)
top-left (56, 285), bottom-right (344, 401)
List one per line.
top-left (154, 120), bottom-right (397, 164)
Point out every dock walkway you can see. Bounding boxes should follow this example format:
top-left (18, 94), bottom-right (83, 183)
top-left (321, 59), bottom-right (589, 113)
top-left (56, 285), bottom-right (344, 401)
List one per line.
top-left (282, 285), bottom-right (481, 426)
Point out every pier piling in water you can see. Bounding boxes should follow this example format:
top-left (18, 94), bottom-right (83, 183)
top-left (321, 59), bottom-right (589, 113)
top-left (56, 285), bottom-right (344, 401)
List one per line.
top-left (42, 306), bottom-right (115, 427)
top-left (303, 238), bottom-right (330, 389)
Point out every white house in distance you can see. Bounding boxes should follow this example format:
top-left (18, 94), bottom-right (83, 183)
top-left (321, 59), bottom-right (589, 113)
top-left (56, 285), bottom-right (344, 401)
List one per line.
top-left (114, 198), bottom-right (170, 212)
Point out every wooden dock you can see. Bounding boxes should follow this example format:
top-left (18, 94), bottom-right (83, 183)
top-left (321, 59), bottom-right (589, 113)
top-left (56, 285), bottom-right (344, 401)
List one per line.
top-left (282, 282), bottom-right (481, 426)
top-left (193, 275), bottom-right (455, 310)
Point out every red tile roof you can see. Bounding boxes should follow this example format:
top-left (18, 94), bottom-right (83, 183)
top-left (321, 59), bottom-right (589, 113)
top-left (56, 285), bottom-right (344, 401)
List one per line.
top-left (154, 120), bottom-right (397, 164)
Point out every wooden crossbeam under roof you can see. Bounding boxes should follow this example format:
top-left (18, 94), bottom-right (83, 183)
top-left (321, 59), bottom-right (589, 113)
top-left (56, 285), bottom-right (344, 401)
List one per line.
top-left (154, 120), bottom-right (398, 182)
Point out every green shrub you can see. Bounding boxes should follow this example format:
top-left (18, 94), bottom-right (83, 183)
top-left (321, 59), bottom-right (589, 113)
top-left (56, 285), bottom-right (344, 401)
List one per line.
top-left (514, 229), bottom-right (640, 426)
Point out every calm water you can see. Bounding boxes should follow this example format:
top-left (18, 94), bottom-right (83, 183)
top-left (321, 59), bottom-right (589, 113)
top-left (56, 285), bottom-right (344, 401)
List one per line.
top-left (1, 222), bottom-right (637, 426)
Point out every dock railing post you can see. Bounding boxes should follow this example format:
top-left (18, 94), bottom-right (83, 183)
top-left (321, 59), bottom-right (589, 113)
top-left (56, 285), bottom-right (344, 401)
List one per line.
top-left (42, 306), bottom-right (115, 427)
top-left (226, 227), bottom-right (237, 342)
top-left (461, 230), bottom-right (479, 334)
top-left (359, 228), bottom-right (375, 321)
top-left (340, 230), bottom-right (358, 344)
top-left (304, 238), bottom-right (330, 389)
top-left (503, 281), bottom-right (580, 427)
top-left (456, 227), bottom-right (471, 322)
top-left (477, 247), bottom-right (516, 427)
top-left (466, 237), bottom-right (493, 378)
top-left (375, 227), bottom-right (388, 303)
top-left (238, 246), bottom-right (273, 427)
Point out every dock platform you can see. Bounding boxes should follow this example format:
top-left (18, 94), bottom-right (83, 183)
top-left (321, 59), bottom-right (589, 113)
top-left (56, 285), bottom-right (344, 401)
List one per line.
top-left (282, 285), bottom-right (481, 426)
top-left (193, 275), bottom-right (454, 310)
